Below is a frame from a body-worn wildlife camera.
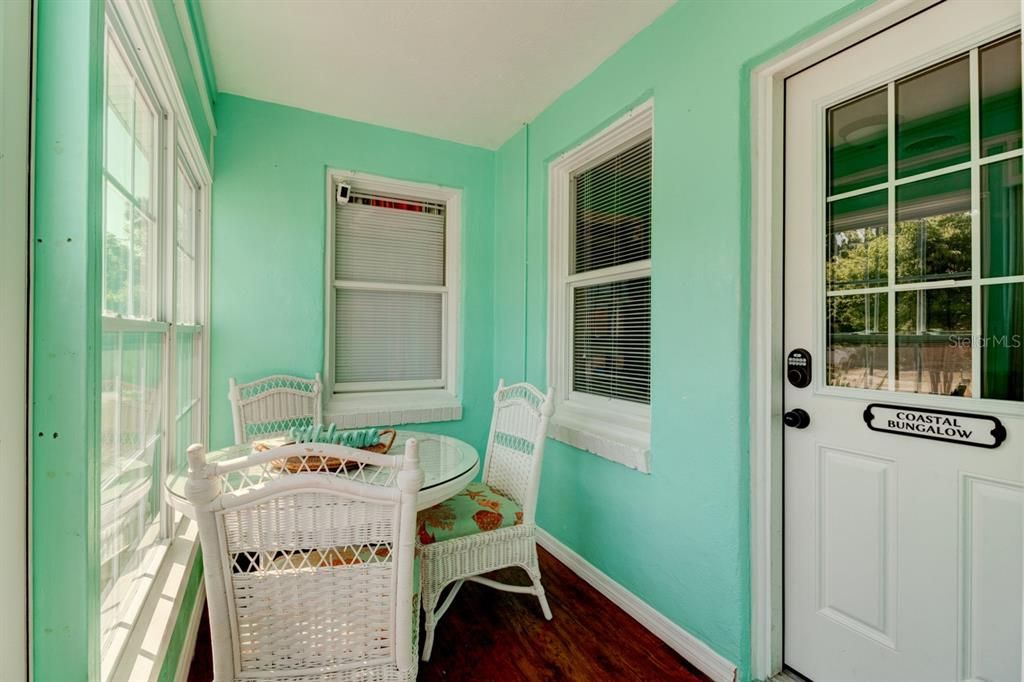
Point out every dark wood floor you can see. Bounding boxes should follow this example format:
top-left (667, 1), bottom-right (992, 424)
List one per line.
top-left (188, 547), bottom-right (709, 681)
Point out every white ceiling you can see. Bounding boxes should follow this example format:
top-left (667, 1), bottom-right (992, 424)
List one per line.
top-left (200, 0), bottom-right (674, 149)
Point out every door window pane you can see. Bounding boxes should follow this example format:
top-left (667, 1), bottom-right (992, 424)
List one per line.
top-left (896, 56), bottom-right (970, 178)
top-left (827, 190), bottom-right (888, 290)
top-left (982, 282), bottom-right (1024, 401)
top-left (828, 88), bottom-right (888, 195)
top-left (981, 157), bottom-right (1023, 279)
top-left (827, 292), bottom-right (888, 389)
top-left (896, 171), bottom-right (971, 284)
top-left (895, 287), bottom-right (972, 396)
top-left (980, 35), bottom-right (1022, 157)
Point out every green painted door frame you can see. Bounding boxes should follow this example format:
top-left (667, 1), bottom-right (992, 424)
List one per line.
top-left (32, 0), bottom-right (105, 678)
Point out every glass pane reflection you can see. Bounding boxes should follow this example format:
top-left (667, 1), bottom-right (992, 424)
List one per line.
top-left (980, 35), bottom-right (1022, 157)
top-left (895, 287), bottom-right (972, 396)
top-left (896, 171), bottom-right (971, 284)
top-left (897, 56), bottom-right (970, 178)
top-left (827, 190), bottom-right (888, 291)
top-left (981, 157), bottom-right (1023, 279)
top-left (829, 88), bottom-right (888, 195)
top-left (827, 292), bottom-right (888, 390)
top-left (982, 283), bottom-right (1024, 401)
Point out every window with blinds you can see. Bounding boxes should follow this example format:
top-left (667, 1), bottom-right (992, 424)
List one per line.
top-left (332, 188), bottom-right (449, 391)
top-left (569, 135), bottom-right (653, 404)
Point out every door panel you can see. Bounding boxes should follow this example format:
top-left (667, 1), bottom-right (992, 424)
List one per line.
top-left (784, 2), bottom-right (1023, 680)
top-left (959, 475), bottom-right (1023, 682)
top-left (817, 447), bottom-right (897, 646)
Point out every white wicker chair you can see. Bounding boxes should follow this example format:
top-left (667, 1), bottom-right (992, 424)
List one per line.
top-left (186, 439), bottom-right (423, 682)
top-left (417, 379), bottom-right (555, 661)
top-left (228, 373), bottom-right (322, 444)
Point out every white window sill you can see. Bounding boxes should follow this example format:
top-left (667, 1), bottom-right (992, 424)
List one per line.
top-left (326, 389), bottom-right (463, 428)
top-left (548, 402), bottom-right (651, 473)
top-left (109, 518), bottom-right (203, 682)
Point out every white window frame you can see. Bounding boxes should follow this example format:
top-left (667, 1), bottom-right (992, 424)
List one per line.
top-left (323, 169), bottom-right (462, 427)
top-left (103, 0), bottom-right (212, 679)
top-left (547, 100), bottom-right (654, 473)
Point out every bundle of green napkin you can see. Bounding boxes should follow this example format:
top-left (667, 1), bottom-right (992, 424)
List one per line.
top-left (288, 424), bottom-right (381, 448)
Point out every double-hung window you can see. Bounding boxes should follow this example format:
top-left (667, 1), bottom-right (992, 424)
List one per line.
top-left (548, 101), bottom-right (653, 472)
top-left (325, 171), bottom-right (461, 426)
top-left (100, 9), bottom-right (210, 674)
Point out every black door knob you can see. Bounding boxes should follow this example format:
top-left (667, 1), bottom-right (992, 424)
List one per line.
top-left (784, 408), bottom-right (810, 429)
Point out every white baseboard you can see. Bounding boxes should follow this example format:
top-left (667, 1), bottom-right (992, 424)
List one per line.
top-left (174, 583), bottom-right (207, 682)
top-left (536, 528), bottom-right (737, 682)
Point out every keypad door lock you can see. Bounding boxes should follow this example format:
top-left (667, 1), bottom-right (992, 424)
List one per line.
top-left (787, 348), bottom-right (812, 388)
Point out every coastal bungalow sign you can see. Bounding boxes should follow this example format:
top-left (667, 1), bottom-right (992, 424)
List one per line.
top-left (863, 403), bottom-right (1007, 449)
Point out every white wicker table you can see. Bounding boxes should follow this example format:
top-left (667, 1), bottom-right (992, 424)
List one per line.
top-left (165, 430), bottom-right (480, 515)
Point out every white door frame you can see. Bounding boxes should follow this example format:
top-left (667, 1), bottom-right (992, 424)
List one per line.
top-left (747, 1), bottom-right (955, 679)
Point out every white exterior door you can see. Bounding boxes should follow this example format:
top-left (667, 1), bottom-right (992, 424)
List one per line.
top-left (784, 2), bottom-right (1023, 681)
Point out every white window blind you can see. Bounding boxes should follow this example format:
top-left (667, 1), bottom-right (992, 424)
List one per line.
top-left (333, 191), bottom-right (447, 389)
top-left (573, 136), bottom-right (652, 274)
top-left (569, 135), bottom-right (653, 405)
top-left (573, 277), bottom-right (651, 403)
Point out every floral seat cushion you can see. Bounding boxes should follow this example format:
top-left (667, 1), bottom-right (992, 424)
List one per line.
top-left (417, 482), bottom-right (523, 545)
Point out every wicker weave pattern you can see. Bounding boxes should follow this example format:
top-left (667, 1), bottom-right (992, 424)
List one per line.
top-left (420, 523), bottom-right (538, 590)
top-left (188, 441), bottom-right (422, 681)
top-left (418, 380), bottom-right (554, 662)
top-left (216, 447), bottom-right (399, 495)
top-left (482, 384), bottom-right (547, 505)
top-left (229, 374), bottom-right (323, 444)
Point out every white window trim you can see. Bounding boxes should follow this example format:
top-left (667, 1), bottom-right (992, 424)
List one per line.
top-left (547, 99), bottom-right (654, 473)
top-left (323, 169), bottom-right (462, 427)
top-left (103, 0), bottom-right (212, 679)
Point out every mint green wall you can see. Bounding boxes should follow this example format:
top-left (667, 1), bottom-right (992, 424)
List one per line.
top-left (492, 1), bottom-right (868, 679)
top-left (493, 127), bottom-right (528, 385)
top-left (32, 1), bottom-right (104, 677)
top-left (209, 94), bottom-right (496, 451)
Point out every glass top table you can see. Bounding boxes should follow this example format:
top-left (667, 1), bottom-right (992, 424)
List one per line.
top-left (164, 430), bottom-right (480, 514)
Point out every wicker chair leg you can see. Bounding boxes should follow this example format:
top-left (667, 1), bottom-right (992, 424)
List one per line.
top-left (421, 616), bottom-right (436, 662)
top-left (421, 596), bottom-right (437, 662)
top-left (422, 579), bottom-right (464, 661)
top-left (527, 545), bottom-right (553, 620)
top-left (534, 580), bottom-right (553, 620)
